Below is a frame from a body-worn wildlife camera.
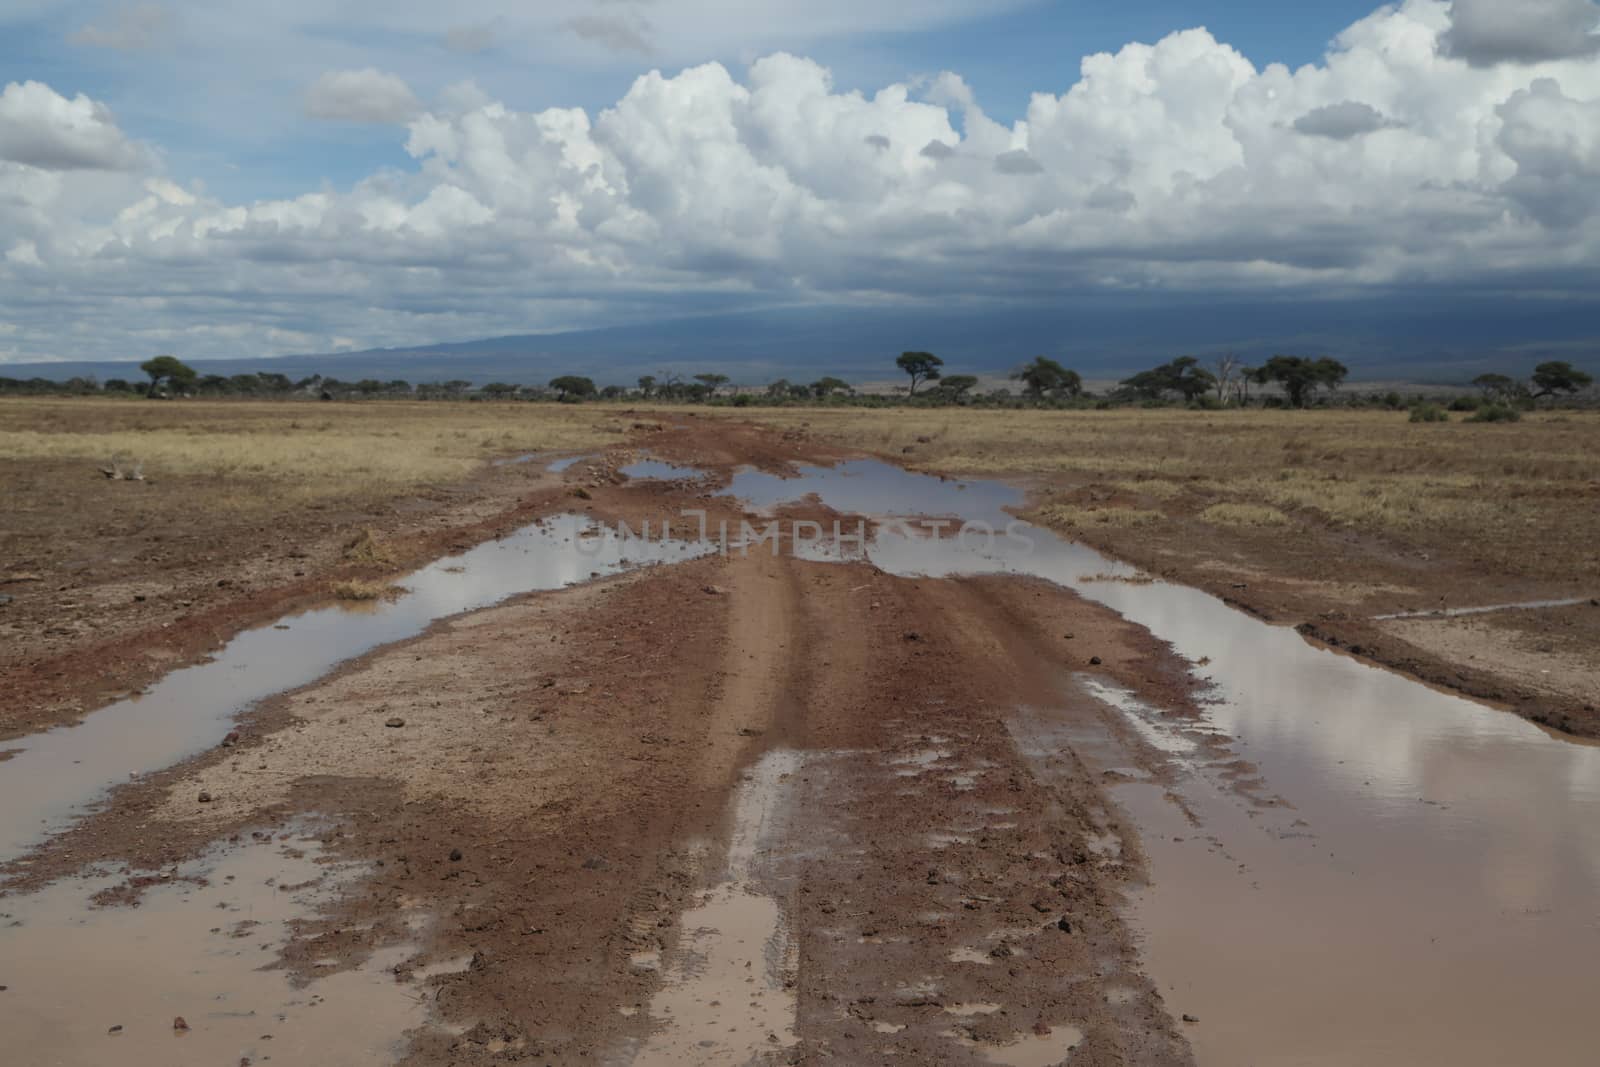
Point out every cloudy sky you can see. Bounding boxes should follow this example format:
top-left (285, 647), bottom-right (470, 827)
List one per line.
top-left (2, 0), bottom-right (1599, 365)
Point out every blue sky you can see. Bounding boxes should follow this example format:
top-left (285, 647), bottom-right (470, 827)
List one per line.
top-left (3, 1), bottom-right (1600, 367)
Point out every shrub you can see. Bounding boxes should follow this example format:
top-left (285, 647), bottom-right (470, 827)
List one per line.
top-left (342, 528), bottom-right (395, 565)
top-left (1466, 404), bottom-right (1522, 423)
top-left (331, 578), bottom-right (400, 601)
top-left (1448, 396), bottom-right (1481, 412)
top-left (1409, 404), bottom-right (1449, 423)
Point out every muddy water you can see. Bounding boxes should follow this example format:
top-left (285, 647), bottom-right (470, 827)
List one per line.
top-left (0, 514), bottom-right (708, 865)
top-left (0, 824), bottom-right (425, 1065)
top-left (725, 459), bottom-right (1600, 1066)
top-left (621, 455), bottom-right (708, 481)
top-left (631, 750), bottom-right (802, 1065)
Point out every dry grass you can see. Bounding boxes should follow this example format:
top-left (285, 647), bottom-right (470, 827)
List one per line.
top-left (1037, 504), bottom-right (1166, 528)
top-left (0, 398), bottom-right (621, 513)
top-left (1200, 503), bottom-right (1291, 527)
top-left (330, 578), bottom-right (401, 601)
top-left (342, 528), bottom-right (396, 566)
top-left (733, 407), bottom-right (1600, 579)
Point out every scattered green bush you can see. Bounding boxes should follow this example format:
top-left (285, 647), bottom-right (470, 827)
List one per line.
top-left (1409, 403), bottom-right (1449, 423)
top-left (1448, 396), bottom-right (1481, 412)
top-left (1466, 404), bottom-right (1522, 423)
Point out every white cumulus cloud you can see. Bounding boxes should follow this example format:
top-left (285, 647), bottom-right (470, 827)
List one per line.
top-left (0, 81), bottom-right (148, 170)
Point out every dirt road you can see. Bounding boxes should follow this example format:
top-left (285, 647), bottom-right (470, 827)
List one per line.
top-left (4, 420), bottom-right (1599, 1066)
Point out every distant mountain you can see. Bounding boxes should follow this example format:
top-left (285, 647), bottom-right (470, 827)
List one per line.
top-left (4, 294), bottom-right (1595, 386)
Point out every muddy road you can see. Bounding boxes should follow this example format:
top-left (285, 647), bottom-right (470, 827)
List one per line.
top-left (3, 422), bottom-right (1599, 1066)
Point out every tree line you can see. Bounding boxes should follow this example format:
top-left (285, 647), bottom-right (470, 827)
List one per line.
top-left (1, 352), bottom-right (1592, 410)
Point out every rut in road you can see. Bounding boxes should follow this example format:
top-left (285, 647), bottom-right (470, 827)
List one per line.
top-left (618, 552), bottom-right (1197, 1064)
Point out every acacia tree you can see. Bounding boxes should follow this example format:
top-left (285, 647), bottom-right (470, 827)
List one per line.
top-left (934, 374), bottom-right (979, 400)
top-left (1256, 355), bottom-right (1348, 408)
top-left (636, 375), bottom-right (657, 398)
top-left (549, 375), bottom-right (597, 401)
top-left (1530, 361), bottom-right (1593, 399)
top-left (694, 373), bottom-right (730, 396)
top-left (896, 351), bottom-right (943, 395)
top-left (1472, 373), bottom-right (1517, 400)
top-left (1011, 356), bottom-right (1082, 400)
top-left (811, 376), bottom-right (851, 398)
top-left (1120, 356), bottom-right (1214, 402)
top-left (139, 355), bottom-right (197, 396)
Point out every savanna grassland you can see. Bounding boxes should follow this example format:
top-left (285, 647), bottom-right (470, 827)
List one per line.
top-left (0, 397), bottom-right (621, 510)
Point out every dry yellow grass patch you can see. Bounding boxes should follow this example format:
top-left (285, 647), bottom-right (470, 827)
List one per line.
top-left (1037, 504), bottom-right (1165, 528)
top-left (0, 397), bottom-right (622, 513)
top-left (1110, 479), bottom-right (1190, 501)
top-left (1200, 502), bottom-right (1291, 527)
top-left (342, 528), bottom-right (396, 565)
top-left (330, 578), bottom-right (401, 601)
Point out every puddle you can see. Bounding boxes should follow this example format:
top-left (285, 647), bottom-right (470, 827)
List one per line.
top-left (488, 452), bottom-right (539, 467)
top-left (631, 750), bottom-right (801, 1065)
top-left (1373, 596), bottom-right (1594, 620)
top-left (621, 455), bottom-right (707, 481)
top-left (0, 825), bottom-right (424, 1065)
top-left (547, 455), bottom-right (590, 473)
top-left (723, 460), bottom-right (1016, 521)
top-left (723, 458), bottom-right (1600, 1065)
top-left (0, 514), bottom-right (709, 866)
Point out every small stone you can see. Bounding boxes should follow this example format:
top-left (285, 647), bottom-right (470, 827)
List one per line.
top-left (197, 791), bottom-right (212, 804)
top-left (173, 1016), bottom-right (190, 1031)
top-left (448, 848), bottom-right (463, 862)
top-left (902, 631), bottom-right (922, 642)
top-left (1089, 656), bottom-right (1103, 666)
top-left (108, 1024), bottom-right (123, 1034)
top-left (1063, 633), bottom-right (1074, 639)
top-left (385, 717), bottom-right (405, 728)
top-left (1182, 1014), bottom-right (1200, 1024)
top-left (221, 730), bottom-right (241, 747)
top-left (702, 585), bottom-right (729, 596)
top-left (1056, 916), bottom-right (1073, 933)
